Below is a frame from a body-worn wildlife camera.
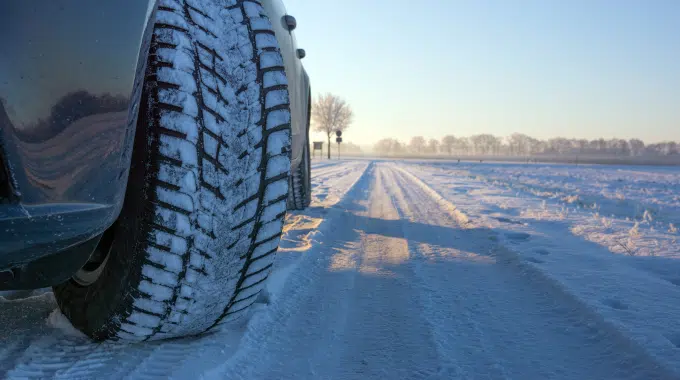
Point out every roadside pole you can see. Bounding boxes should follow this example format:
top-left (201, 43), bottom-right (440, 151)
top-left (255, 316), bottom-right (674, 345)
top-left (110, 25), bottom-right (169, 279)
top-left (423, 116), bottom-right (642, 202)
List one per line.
top-left (335, 130), bottom-right (343, 160)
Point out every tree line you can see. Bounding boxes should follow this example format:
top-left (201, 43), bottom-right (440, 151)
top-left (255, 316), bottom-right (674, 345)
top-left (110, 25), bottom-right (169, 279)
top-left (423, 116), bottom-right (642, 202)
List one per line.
top-left (374, 133), bottom-right (680, 157)
top-left (298, 93), bottom-right (678, 159)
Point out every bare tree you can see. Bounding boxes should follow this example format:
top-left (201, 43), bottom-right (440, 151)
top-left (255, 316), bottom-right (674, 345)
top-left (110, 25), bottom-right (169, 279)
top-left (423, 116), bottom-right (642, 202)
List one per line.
top-left (455, 137), bottom-right (470, 155)
top-left (490, 135), bottom-right (503, 155)
top-left (374, 138), bottom-right (393, 156)
top-left (629, 139), bottom-right (645, 156)
top-left (507, 133), bottom-right (539, 156)
top-left (441, 135), bottom-right (456, 155)
top-left (427, 139), bottom-right (440, 155)
top-left (312, 93), bottom-right (354, 159)
top-left (661, 141), bottom-right (678, 155)
top-left (409, 136), bottom-right (426, 154)
top-left (575, 139), bottom-right (589, 154)
top-left (392, 139), bottom-right (406, 155)
top-left (469, 135), bottom-right (482, 155)
top-left (590, 138), bottom-right (607, 153)
top-left (374, 138), bottom-right (405, 156)
top-left (341, 141), bottom-right (363, 154)
top-left (548, 137), bottom-right (572, 155)
top-left (508, 133), bottom-right (524, 155)
top-left (470, 134), bottom-right (500, 155)
top-left (607, 138), bottom-right (630, 156)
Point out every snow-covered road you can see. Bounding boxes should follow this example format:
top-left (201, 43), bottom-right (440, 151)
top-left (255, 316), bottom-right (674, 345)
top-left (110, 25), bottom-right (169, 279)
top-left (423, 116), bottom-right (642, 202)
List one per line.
top-left (1, 159), bottom-right (679, 379)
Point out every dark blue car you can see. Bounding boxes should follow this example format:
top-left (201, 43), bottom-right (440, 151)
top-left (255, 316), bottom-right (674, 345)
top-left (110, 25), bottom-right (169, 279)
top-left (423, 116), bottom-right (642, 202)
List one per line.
top-left (0, 0), bottom-right (311, 341)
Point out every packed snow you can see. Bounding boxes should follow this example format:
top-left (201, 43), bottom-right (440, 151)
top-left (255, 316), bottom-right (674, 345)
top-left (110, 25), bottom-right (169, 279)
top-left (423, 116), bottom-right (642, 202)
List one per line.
top-left (2, 159), bottom-right (680, 379)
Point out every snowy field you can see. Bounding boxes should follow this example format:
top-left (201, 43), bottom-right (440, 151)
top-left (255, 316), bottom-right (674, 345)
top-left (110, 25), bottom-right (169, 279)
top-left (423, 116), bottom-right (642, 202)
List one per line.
top-left (1, 159), bottom-right (680, 379)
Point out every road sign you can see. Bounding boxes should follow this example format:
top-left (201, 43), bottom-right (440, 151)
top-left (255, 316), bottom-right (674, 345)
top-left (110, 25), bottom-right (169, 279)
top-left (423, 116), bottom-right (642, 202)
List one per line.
top-left (335, 130), bottom-right (342, 137)
top-left (312, 141), bottom-right (324, 159)
top-left (336, 137), bottom-right (343, 160)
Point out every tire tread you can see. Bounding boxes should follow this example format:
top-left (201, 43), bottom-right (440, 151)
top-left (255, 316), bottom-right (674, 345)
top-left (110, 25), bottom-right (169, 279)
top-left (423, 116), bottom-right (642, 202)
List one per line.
top-left (53, 0), bottom-right (291, 341)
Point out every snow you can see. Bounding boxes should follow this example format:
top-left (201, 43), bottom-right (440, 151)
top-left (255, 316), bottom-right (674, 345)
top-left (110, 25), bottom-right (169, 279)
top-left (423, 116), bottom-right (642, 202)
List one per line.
top-left (139, 280), bottom-right (174, 302)
top-left (395, 160), bottom-right (680, 374)
top-left (266, 109), bottom-right (291, 130)
top-left (263, 70), bottom-right (288, 88)
top-left (156, 187), bottom-right (194, 213)
top-left (258, 51), bottom-right (284, 69)
top-left (148, 246), bottom-right (184, 273)
top-left (264, 89), bottom-right (289, 109)
top-left (255, 33), bottom-right (279, 50)
top-left (1, 159), bottom-right (680, 379)
top-left (158, 134), bottom-right (198, 167)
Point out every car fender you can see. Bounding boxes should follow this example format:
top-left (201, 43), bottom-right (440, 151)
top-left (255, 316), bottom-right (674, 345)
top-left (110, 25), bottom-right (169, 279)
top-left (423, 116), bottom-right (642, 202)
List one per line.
top-left (261, 0), bottom-right (310, 169)
top-left (0, 0), bottom-right (156, 266)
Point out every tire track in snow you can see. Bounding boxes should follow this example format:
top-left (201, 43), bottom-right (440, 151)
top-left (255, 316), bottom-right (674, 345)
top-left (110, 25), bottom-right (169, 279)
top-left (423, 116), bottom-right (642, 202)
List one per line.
top-left (0, 162), bottom-right (368, 380)
top-left (0, 279), bottom-right (246, 380)
top-left (384, 162), bottom-right (671, 379)
top-left (309, 161), bottom-right (369, 207)
top-left (397, 161), bottom-right (680, 378)
top-left (4, 337), bottom-right (102, 379)
top-left (0, 160), bottom-right (670, 379)
top-left (309, 160), bottom-right (366, 181)
top-left (215, 162), bottom-right (444, 379)
top-left (309, 160), bottom-right (359, 178)
top-left (1, 279), bottom-right (244, 380)
top-left (214, 161), bottom-right (668, 379)
top-left (199, 162), bottom-right (376, 379)
top-left (309, 159), bottom-right (344, 171)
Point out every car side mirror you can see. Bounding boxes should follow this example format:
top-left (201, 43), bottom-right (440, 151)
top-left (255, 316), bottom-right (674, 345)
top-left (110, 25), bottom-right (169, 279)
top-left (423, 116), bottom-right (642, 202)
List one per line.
top-left (283, 15), bottom-right (297, 31)
top-left (297, 49), bottom-right (306, 59)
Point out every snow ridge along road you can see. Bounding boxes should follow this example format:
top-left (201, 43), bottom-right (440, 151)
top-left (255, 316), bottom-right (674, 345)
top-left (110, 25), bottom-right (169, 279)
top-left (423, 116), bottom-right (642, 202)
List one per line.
top-left (1, 159), bottom-right (678, 379)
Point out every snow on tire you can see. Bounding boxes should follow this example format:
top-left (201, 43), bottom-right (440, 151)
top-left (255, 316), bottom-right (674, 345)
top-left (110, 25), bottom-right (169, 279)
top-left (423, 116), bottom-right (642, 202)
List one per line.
top-left (288, 93), bottom-right (311, 210)
top-left (288, 142), bottom-right (311, 210)
top-left (53, 0), bottom-right (291, 341)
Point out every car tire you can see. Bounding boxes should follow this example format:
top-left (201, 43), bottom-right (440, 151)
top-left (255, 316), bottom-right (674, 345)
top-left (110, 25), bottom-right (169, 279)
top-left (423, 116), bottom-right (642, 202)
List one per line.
top-left (53, 0), bottom-right (291, 341)
top-left (288, 128), bottom-right (311, 210)
top-left (288, 143), bottom-right (312, 210)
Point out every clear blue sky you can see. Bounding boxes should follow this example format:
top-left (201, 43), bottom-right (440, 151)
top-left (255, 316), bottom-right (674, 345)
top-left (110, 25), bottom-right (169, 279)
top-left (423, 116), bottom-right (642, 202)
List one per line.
top-left (285, 0), bottom-right (680, 146)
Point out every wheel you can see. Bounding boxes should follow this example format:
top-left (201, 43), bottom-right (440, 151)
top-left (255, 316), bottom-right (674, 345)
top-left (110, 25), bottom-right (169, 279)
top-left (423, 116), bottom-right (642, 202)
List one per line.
top-left (53, 0), bottom-right (292, 341)
top-left (288, 119), bottom-right (311, 210)
top-left (288, 141), bottom-right (311, 210)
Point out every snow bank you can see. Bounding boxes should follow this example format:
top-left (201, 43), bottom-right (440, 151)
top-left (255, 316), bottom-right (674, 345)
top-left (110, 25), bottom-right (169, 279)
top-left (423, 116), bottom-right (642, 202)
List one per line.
top-left (401, 160), bottom-right (680, 376)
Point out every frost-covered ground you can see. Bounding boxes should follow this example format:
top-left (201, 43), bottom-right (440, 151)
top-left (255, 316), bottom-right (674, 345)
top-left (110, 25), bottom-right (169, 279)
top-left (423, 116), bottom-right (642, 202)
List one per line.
top-left (2, 159), bottom-right (680, 379)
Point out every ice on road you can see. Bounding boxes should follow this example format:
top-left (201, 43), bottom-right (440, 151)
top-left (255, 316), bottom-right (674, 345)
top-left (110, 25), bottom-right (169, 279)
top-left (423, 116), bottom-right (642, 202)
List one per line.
top-left (1, 159), bottom-right (679, 379)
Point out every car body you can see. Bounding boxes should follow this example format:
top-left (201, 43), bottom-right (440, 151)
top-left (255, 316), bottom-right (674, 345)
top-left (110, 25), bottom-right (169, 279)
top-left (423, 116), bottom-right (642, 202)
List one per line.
top-left (0, 0), bottom-right (310, 289)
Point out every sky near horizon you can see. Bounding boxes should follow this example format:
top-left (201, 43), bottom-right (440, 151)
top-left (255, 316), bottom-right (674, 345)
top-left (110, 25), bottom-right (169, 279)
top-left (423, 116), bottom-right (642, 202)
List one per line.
top-left (284, 0), bottom-right (680, 146)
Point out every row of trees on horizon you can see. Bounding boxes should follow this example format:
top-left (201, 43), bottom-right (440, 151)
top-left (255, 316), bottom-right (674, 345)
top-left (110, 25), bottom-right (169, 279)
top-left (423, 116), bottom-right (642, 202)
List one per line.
top-left (305, 93), bottom-right (678, 159)
top-left (372, 134), bottom-right (680, 157)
